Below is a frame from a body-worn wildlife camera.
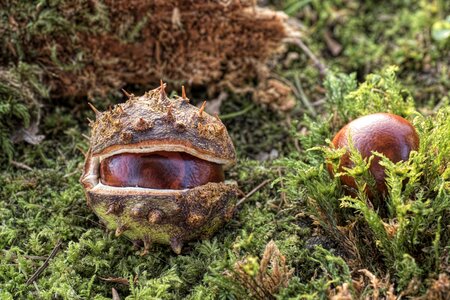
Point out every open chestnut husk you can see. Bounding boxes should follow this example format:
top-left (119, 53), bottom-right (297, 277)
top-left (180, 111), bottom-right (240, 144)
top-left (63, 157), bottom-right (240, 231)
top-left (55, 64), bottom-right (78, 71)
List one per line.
top-left (328, 113), bottom-right (419, 198)
top-left (80, 83), bottom-right (240, 255)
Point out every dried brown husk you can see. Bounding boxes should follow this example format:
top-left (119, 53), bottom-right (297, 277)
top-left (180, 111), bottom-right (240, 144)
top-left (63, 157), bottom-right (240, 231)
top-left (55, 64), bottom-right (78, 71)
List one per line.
top-left (2, 0), bottom-right (296, 110)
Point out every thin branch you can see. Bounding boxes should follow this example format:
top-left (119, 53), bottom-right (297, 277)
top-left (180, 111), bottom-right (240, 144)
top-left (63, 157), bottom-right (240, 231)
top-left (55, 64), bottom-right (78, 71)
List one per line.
top-left (277, 168), bottom-right (286, 208)
top-left (100, 277), bottom-right (129, 285)
top-left (26, 240), bottom-right (62, 285)
top-left (236, 179), bottom-right (271, 207)
top-left (10, 160), bottom-right (32, 171)
top-left (219, 104), bottom-right (254, 120)
top-left (286, 37), bottom-right (328, 77)
top-left (294, 75), bottom-right (317, 117)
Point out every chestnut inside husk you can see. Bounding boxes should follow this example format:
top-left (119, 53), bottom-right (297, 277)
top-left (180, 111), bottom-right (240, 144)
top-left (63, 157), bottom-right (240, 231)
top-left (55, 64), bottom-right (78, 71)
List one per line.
top-left (80, 84), bottom-right (239, 255)
top-left (100, 151), bottom-right (224, 189)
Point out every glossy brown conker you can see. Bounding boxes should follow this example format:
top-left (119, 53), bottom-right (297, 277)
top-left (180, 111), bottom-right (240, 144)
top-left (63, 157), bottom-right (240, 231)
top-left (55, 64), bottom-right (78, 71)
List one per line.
top-left (100, 151), bottom-right (225, 190)
top-left (328, 113), bottom-right (419, 197)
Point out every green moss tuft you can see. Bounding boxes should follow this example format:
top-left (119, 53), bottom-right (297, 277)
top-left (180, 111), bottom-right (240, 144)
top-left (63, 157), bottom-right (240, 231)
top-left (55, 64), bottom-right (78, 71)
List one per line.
top-left (280, 67), bottom-right (450, 296)
top-left (0, 63), bottom-right (48, 162)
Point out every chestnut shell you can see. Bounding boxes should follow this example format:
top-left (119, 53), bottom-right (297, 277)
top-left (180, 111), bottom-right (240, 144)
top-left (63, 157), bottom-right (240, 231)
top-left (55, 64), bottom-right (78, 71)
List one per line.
top-left (88, 86), bottom-right (235, 165)
top-left (86, 180), bottom-right (239, 255)
top-left (80, 85), bottom-right (239, 254)
top-left (328, 113), bottom-right (419, 197)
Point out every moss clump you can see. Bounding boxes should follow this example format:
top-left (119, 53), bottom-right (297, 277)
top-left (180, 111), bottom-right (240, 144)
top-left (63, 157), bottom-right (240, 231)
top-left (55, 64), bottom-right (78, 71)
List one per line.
top-left (280, 66), bottom-right (450, 298)
top-left (0, 63), bottom-right (48, 163)
top-left (1, 0), bottom-right (294, 110)
top-left (276, 0), bottom-right (450, 105)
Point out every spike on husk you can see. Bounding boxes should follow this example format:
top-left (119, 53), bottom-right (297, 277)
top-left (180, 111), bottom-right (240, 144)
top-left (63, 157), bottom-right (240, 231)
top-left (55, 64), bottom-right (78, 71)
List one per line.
top-left (198, 101), bottom-right (206, 117)
top-left (88, 102), bottom-right (101, 118)
top-left (160, 80), bottom-right (166, 99)
top-left (181, 85), bottom-right (188, 102)
top-left (121, 89), bottom-right (134, 98)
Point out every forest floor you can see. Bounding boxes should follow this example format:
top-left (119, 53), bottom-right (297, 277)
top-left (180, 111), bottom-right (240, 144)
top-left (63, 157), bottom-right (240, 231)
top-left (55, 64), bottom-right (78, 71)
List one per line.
top-left (1, 1), bottom-right (450, 299)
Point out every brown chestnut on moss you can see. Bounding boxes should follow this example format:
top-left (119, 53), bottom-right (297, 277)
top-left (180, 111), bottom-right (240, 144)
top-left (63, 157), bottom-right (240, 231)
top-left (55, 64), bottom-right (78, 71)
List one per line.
top-left (80, 83), bottom-right (240, 255)
top-left (328, 113), bottom-right (419, 197)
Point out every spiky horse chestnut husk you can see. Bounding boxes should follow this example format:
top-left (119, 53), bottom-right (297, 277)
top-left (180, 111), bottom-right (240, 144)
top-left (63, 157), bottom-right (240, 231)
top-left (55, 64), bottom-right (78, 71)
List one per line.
top-left (80, 83), bottom-right (239, 255)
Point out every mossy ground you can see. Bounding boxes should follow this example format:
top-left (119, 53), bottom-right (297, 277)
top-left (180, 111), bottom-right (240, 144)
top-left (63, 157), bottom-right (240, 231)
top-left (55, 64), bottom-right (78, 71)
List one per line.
top-left (1, 1), bottom-right (450, 299)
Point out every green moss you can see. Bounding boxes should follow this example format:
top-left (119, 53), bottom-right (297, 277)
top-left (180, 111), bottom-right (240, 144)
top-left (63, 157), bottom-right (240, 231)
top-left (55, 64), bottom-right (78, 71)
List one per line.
top-left (275, 0), bottom-right (450, 106)
top-left (280, 66), bottom-right (450, 296)
top-left (1, 1), bottom-right (450, 299)
top-left (0, 63), bottom-right (48, 163)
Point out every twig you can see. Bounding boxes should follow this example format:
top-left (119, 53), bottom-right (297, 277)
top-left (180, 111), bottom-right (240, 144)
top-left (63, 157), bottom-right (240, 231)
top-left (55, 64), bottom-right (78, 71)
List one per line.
top-left (277, 168), bottom-right (286, 208)
top-left (26, 240), bottom-right (62, 285)
top-left (219, 104), bottom-right (254, 120)
top-left (100, 277), bottom-right (129, 285)
top-left (294, 75), bottom-right (316, 116)
top-left (236, 179), bottom-right (271, 207)
top-left (286, 37), bottom-right (328, 76)
top-left (312, 97), bottom-right (326, 107)
top-left (10, 160), bottom-right (32, 171)
top-left (63, 170), bottom-right (79, 178)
